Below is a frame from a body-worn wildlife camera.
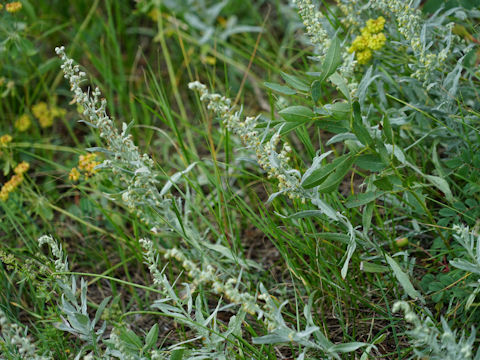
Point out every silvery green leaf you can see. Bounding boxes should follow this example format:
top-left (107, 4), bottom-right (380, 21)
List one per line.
top-left (120, 328), bottom-right (142, 349)
top-left (195, 296), bottom-right (205, 325)
top-left (326, 133), bottom-right (356, 146)
top-left (78, 119), bottom-right (98, 128)
top-left (318, 36), bottom-right (342, 83)
top-left (341, 234), bottom-right (356, 279)
top-left (275, 210), bottom-right (329, 219)
top-left (86, 147), bottom-right (114, 155)
top-left (266, 189), bottom-right (286, 204)
top-left (160, 162), bottom-right (197, 196)
top-left (450, 259), bottom-right (480, 275)
top-left (329, 72), bottom-right (351, 102)
top-left (205, 0), bottom-right (228, 20)
top-left (144, 324), bottom-right (159, 351)
top-left (93, 296), bottom-right (111, 328)
top-left (329, 342), bottom-right (366, 353)
top-left (424, 175), bottom-right (453, 203)
top-left (221, 25), bottom-right (263, 38)
top-left (310, 198), bottom-right (339, 221)
top-left (295, 326), bottom-right (320, 339)
top-left (121, 120), bottom-right (135, 137)
top-left (386, 255), bottom-right (424, 304)
top-left (301, 150), bottom-right (332, 182)
top-left (134, 166), bottom-right (151, 175)
top-left (80, 278), bottom-right (87, 314)
top-left (252, 328), bottom-right (291, 344)
top-left (357, 66), bottom-right (380, 104)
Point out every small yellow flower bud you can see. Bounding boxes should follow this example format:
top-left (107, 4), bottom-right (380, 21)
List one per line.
top-left (356, 49), bottom-right (372, 64)
top-left (0, 134), bottom-right (12, 146)
top-left (15, 114), bottom-right (31, 132)
top-left (69, 167), bottom-right (80, 181)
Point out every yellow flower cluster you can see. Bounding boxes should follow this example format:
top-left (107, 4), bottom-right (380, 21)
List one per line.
top-left (5, 2), bottom-right (22, 13)
top-left (14, 114), bottom-right (31, 132)
top-left (69, 154), bottom-right (100, 181)
top-left (0, 135), bottom-right (12, 147)
top-left (6, 2), bottom-right (22, 13)
top-left (32, 102), bottom-right (66, 128)
top-left (0, 161), bottom-right (29, 201)
top-left (348, 16), bottom-right (386, 64)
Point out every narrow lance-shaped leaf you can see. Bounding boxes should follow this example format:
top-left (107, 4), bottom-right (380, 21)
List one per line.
top-left (386, 255), bottom-right (425, 304)
top-left (318, 36), bottom-right (342, 83)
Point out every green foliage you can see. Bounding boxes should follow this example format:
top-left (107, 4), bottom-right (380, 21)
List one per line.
top-left (1, 0), bottom-right (480, 358)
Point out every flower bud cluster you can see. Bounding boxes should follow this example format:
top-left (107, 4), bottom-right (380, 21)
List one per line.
top-left (292, 0), bottom-right (330, 60)
top-left (165, 247), bottom-right (278, 330)
top-left (69, 153), bottom-right (100, 181)
top-left (393, 301), bottom-right (475, 359)
top-left (369, 0), bottom-right (454, 83)
top-left (0, 310), bottom-right (51, 359)
top-left (335, 0), bottom-right (362, 27)
top-left (189, 81), bottom-right (306, 202)
top-left (0, 161), bottom-right (29, 201)
top-left (38, 235), bottom-right (69, 274)
top-left (0, 134), bottom-right (12, 146)
top-left (348, 16), bottom-right (386, 65)
top-left (56, 47), bottom-right (168, 227)
top-left (293, 1), bottom-right (358, 96)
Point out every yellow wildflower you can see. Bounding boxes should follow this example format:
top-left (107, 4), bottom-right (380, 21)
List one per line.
top-left (356, 49), bottom-right (372, 65)
top-left (367, 33), bottom-right (386, 51)
top-left (14, 161), bottom-right (29, 175)
top-left (32, 102), bottom-right (66, 128)
top-left (14, 114), bottom-right (31, 132)
top-left (0, 190), bottom-right (8, 201)
top-left (0, 171), bottom-right (26, 201)
top-left (78, 153), bottom-right (100, 177)
top-left (349, 16), bottom-right (387, 65)
top-left (70, 153), bottom-right (100, 181)
top-left (348, 34), bottom-right (369, 53)
top-left (5, 2), bottom-right (22, 13)
top-left (0, 135), bottom-right (12, 146)
top-left (365, 16), bottom-right (385, 34)
top-left (147, 8), bottom-right (160, 21)
top-left (51, 106), bottom-right (66, 118)
top-left (69, 167), bottom-right (80, 181)
top-left (0, 4), bottom-right (3, 10)
top-left (32, 102), bottom-right (54, 128)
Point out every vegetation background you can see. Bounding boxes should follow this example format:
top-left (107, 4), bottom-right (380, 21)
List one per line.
top-left (1, 0), bottom-right (480, 359)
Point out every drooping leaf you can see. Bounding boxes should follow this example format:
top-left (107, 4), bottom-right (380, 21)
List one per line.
top-left (386, 255), bottom-right (425, 303)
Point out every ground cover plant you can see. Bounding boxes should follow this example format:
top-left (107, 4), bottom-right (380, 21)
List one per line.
top-left (1, 0), bottom-right (480, 358)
